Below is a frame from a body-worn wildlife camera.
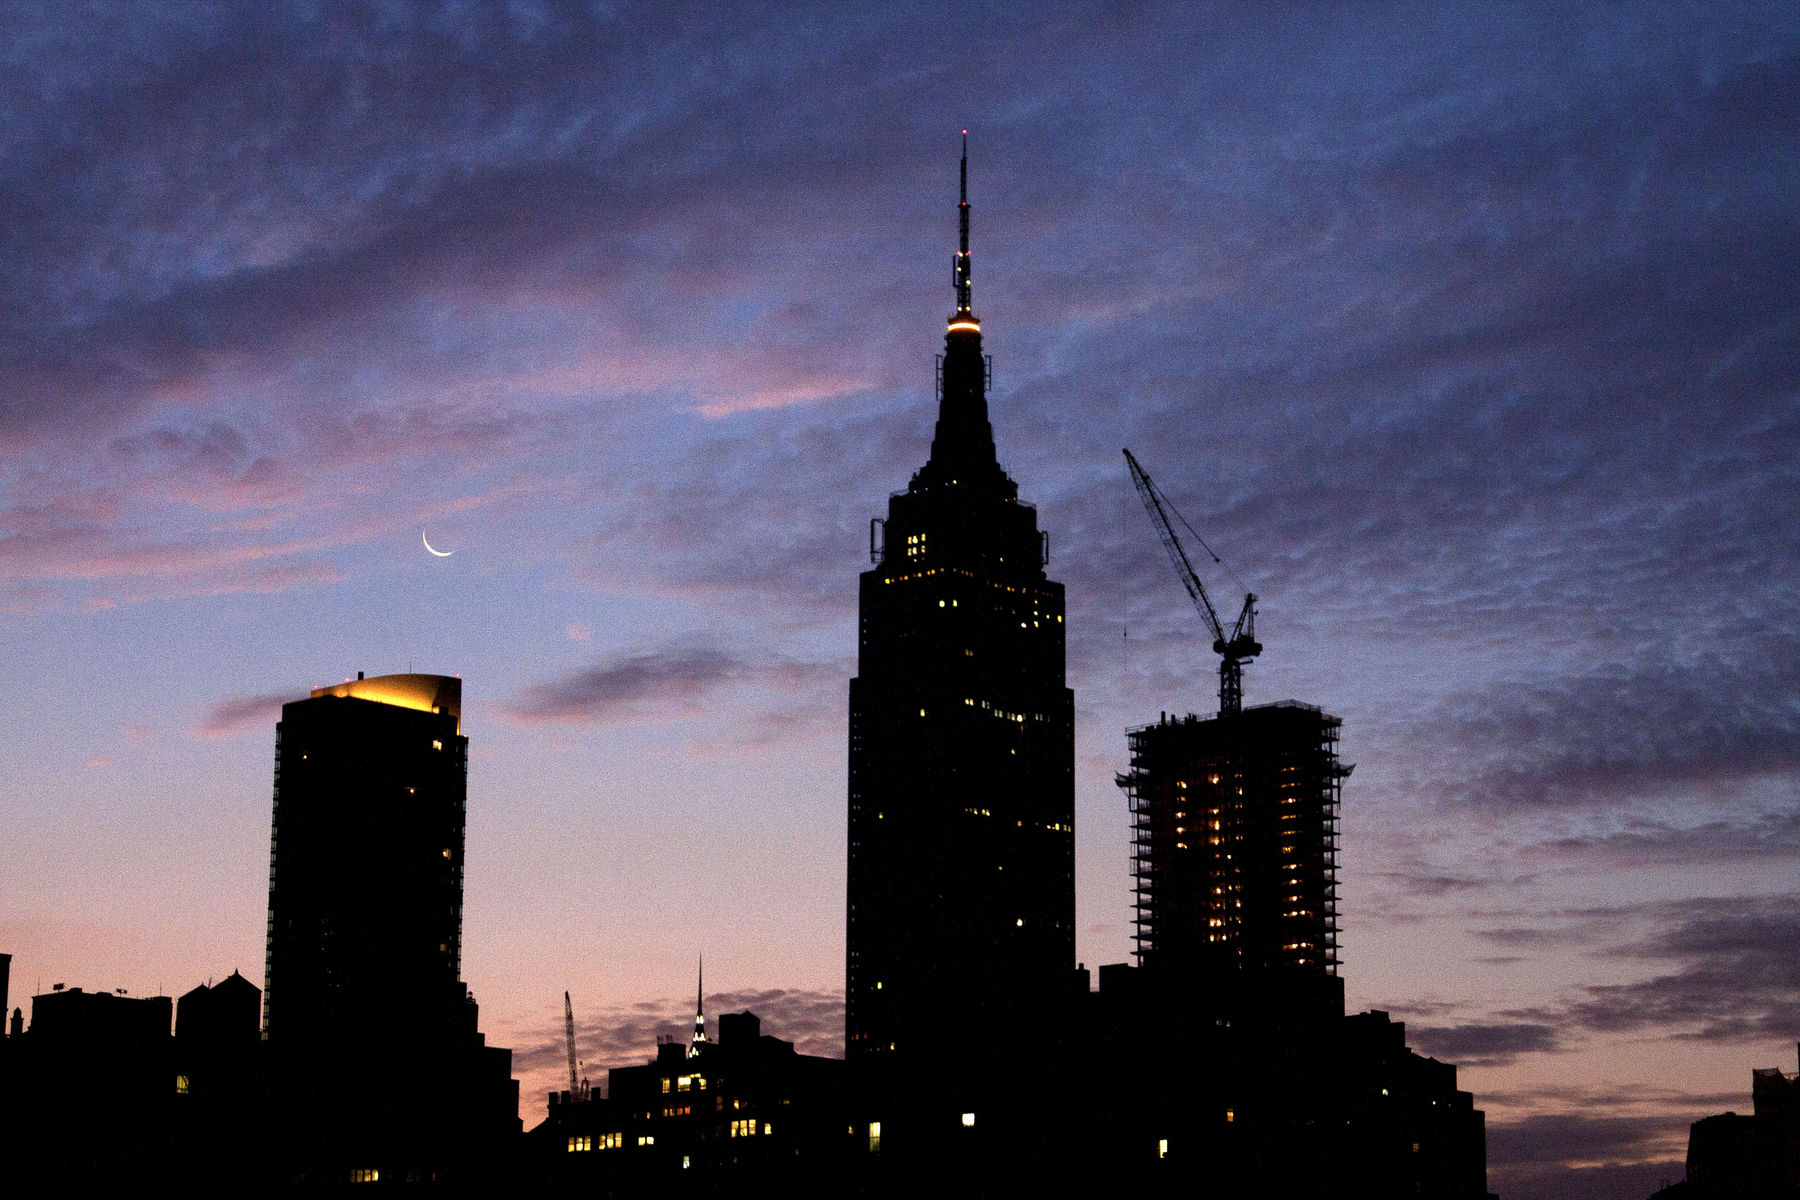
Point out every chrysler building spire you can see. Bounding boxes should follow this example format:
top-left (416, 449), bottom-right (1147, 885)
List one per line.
top-left (688, 955), bottom-right (707, 1058)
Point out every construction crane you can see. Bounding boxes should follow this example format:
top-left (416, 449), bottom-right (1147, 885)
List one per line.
top-left (563, 990), bottom-right (588, 1101)
top-left (1123, 448), bottom-right (1261, 715)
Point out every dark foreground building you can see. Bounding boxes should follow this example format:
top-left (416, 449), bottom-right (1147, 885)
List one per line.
top-left (845, 137), bottom-right (1075, 1071)
top-left (1091, 701), bottom-right (1487, 1198)
top-left (0, 975), bottom-right (264, 1188)
top-left (1653, 1042), bottom-right (1800, 1198)
top-left (528, 1007), bottom-right (851, 1194)
top-left (264, 672), bottom-right (517, 1184)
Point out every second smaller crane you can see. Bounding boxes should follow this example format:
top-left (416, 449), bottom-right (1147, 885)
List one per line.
top-left (1123, 448), bottom-right (1262, 715)
top-left (564, 990), bottom-right (589, 1101)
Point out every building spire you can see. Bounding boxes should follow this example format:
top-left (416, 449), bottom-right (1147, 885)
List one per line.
top-left (916, 130), bottom-right (1009, 495)
top-left (951, 130), bottom-right (977, 328)
top-left (688, 954), bottom-right (707, 1058)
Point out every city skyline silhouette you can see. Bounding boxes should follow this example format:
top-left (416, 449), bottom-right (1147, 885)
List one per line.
top-left (3, 6), bottom-right (1797, 1197)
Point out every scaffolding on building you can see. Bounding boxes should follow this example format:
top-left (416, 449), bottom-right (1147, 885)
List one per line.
top-left (1117, 701), bottom-right (1347, 979)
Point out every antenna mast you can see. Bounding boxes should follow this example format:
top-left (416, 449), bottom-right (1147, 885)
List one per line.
top-left (952, 131), bottom-right (974, 319)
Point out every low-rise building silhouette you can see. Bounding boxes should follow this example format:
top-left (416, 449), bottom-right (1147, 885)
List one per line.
top-left (528, 1004), bottom-right (850, 1193)
top-left (1654, 1042), bottom-right (1800, 1198)
top-left (0, 981), bottom-right (184, 1186)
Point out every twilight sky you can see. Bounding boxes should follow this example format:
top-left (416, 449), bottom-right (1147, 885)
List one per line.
top-left (2, 4), bottom-right (1796, 1197)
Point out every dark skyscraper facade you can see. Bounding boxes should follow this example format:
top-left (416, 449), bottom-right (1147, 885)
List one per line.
top-left (263, 671), bottom-right (516, 1178)
top-left (846, 143), bottom-right (1074, 1063)
top-left (264, 672), bottom-right (470, 1048)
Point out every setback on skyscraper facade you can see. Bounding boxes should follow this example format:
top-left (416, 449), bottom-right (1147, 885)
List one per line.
top-left (846, 136), bottom-right (1076, 1070)
top-left (263, 672), bottom-right (517, 1184)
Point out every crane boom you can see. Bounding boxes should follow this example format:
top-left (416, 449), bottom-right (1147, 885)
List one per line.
top-left (1122, 448), bottom-right (1262, 715)
top-left (564, 990), bottom-right (580, 1098)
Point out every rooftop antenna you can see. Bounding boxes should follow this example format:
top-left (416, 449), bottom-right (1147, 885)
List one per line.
top-left (951, 130), bottom-right (977, 325)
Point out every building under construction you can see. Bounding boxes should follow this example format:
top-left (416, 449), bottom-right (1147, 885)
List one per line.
top-left (1118, 701), bottom-right (1348, 1005)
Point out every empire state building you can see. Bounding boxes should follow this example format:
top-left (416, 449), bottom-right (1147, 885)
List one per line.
top-left (846, 139), bottom-right (1075, 1063)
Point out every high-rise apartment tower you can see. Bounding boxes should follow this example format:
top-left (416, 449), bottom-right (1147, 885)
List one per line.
top-left (263, 672), bottom-right (515, 1175)
top-left (264, 672), bottom-right (470, 1048)
top-left (1117, 702), bottom-right (1348, 998)
top-left (846, 140), bottom-right (1075, 1063)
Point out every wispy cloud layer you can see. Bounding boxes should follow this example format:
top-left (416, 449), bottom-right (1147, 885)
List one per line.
top-left (1407, 1022), bottom-right (1561, 1068)
top-left (1573, 895), bottom-right (1800, 1043)
top-left (1417, 894), bottom-right (1800, 1063)
top-left (192, 692), bottom-right (292, 739)
top-left (504, 647), bottom-right (841, 727)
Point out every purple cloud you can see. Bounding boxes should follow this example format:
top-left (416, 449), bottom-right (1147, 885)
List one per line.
top-left (1407, 1021), bottom-right (1560, 1067)
top-left (191, 691), bottom-right (291, 738)
top-left (503, 647), bottom-right (840, 726)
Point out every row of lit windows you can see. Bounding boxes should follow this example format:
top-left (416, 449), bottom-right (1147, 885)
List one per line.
top-left (877, 565), bottom-right (1061, 603)
top-left (880, 571), bottom-right (1057, 601)
top-left (879, 566), bottom-right (966, 584)
top-left (885, 593), bottom-right (1066, 626)
top-left (961, 697), bottom-right (1048, 723)
top-left (959, 807), bottom-right (1069, 835)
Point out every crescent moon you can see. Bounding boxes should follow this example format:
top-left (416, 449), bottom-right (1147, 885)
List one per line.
top-left (422, 532), bottom-right (454, 557)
